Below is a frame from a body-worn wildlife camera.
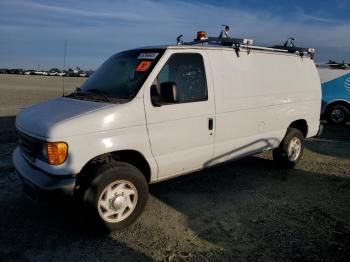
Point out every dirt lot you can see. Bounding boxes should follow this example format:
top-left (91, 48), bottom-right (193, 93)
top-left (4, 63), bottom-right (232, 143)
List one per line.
top-left (0, 74), bottom-right (85, 117)
top-left (0, 75), bottom-right (349, 261)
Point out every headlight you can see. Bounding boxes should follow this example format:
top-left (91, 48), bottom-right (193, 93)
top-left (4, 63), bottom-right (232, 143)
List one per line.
top-left (39, 142), bottom-right (68, 165)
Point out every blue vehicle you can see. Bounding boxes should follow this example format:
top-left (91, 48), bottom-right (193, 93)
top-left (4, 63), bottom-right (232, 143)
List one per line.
top-left (318, 63), bottom-right (350, 125)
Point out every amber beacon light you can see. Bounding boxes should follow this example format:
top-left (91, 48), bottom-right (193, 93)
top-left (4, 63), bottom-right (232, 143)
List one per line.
top-left (46, 142), bottom-right (68, 165)
top-left (196, 31), bottom-right (207, 40)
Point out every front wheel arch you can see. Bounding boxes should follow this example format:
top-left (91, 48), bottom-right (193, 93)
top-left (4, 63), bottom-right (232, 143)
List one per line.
top-left (75, 150), bottom-right (152, 192)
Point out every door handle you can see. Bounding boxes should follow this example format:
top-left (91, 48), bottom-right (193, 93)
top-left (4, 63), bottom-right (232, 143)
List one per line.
top-left (208, 118), bottom-right (214, 130)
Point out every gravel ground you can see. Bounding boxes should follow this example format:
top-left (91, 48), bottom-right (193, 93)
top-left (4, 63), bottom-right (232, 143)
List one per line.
top-left (0, 75), bottom-right (349, 261)
top-left (0, 74), bottom-right (84, 117)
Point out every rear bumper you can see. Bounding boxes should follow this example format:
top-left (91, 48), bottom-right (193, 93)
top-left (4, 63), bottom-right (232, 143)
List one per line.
top-left (12, 147), bottom-right (76, 202)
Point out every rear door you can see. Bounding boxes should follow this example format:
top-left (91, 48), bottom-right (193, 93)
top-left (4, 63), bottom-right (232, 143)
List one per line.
top-left (144, 50), bottom-right (215, 180)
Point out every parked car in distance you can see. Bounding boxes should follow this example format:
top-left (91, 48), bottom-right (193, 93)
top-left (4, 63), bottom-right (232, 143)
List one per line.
top-left (64, 68), bottom-right (75, 77)
top-left (318, 62), bottom-right (350, 125)
top-left (78, 71), bottom-right (87, 77)
top-left (0, 67), bottom-right (92, 77)
top-left (8, 68), bottom-right (24, 74)
top-left (85, 70), bottom-right (95, 78)
top-left (13, 31), bottom-right (322, 231)
top-left (48, 68), bottom-right (60, 76)
top-left (0, 68), bottom-right (9, 74)
top-left (24, 70), bottom-right (35, 75)
top-left (34, 71), bottom-right (44, 75)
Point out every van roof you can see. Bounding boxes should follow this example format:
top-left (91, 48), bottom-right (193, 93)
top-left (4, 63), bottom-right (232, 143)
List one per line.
top-left (134, 44), bottom-right (313, 59)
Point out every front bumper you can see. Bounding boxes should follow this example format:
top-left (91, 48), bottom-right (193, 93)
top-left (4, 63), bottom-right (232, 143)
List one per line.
top-left (12, 147), bottom-right (76, 202)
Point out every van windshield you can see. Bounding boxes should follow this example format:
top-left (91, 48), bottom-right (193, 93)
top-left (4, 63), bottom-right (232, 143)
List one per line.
top-left (75, 49), bottom-right (164, 103)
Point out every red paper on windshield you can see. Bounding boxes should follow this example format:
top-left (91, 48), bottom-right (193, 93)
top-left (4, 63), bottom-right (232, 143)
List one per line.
top-left (135, 61), bottom-right (152, 72)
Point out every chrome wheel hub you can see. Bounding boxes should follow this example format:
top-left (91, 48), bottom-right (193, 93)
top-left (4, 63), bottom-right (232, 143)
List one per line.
top-left (287, 137), bottom-right (301, 162)
top-left (98, 180), bottom-right (138, 223)
top-left (110, 195), bottom-right (127, 211)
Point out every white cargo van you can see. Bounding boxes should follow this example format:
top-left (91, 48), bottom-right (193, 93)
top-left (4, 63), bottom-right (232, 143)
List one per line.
top-left (13, 32), bottom-right (322, 230)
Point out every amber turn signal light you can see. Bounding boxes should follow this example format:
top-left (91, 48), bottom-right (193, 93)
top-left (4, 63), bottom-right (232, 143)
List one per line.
top-left (46, 142), bottom-right (68, 165)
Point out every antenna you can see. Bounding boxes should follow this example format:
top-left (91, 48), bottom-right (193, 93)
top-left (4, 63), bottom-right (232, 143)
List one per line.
top-left (219, 24), bottom-right (230, 38)
top-left (176, 34), bottom-right (183, 45)
top-left (62, 40), bottom-right (67, 96)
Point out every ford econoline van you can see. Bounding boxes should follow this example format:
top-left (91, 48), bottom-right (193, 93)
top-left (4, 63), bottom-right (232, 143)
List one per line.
top-left (13, 33), bottom-right (322, 230)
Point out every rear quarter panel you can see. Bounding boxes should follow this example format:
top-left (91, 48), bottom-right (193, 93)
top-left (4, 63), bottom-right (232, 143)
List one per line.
top-left (208, 49), bottom-right (321, 164)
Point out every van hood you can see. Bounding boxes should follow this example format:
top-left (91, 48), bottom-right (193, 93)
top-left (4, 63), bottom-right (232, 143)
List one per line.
top-left (16, 97), bottom-right (112, 138)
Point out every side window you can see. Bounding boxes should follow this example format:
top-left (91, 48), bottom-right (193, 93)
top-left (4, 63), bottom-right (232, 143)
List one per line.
top-left (153, 53), bottom-right (207, 103)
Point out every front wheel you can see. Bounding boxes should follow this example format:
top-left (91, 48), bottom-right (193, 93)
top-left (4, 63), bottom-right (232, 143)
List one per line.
top-left (273, 128), bottom-right (304, 168)
top-left (83, 161), bottom-right (149, 231)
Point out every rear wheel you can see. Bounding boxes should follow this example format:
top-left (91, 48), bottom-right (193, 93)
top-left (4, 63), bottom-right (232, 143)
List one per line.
top-left (83, 161), bottom-right (148, 231)
top-left (273, 128), bottom-right (304, 168)
top-left (326, 105), bottom-right (348, 125)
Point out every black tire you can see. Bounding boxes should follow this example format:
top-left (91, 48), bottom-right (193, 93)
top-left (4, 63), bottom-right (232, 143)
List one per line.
top-left (326, 105), bottom-right (348, 126)
top-left (273, 128), bottom-right (304, 168)
top-left (83, 161), bottom-right (148, 232)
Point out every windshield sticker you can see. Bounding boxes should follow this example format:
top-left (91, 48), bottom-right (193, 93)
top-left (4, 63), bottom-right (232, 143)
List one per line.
top-left (137, 53), bottom-right (159, 60)
top-left (136, 61), bottom-right (152, 72)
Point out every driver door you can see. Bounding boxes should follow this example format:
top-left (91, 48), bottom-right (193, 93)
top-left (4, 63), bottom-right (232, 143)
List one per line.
top-left (144, 51), bottom-right (215, 180)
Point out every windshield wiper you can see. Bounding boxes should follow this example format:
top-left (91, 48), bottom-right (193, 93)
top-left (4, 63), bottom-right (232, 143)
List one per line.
top-left (74, 87), bottom-right (82, 95)
top-left (65, 87), bottom-right (82, 97)
top-left (85, 88), bottom-right (111, 102)
top-left (65, 88), bottom-right (120, 103)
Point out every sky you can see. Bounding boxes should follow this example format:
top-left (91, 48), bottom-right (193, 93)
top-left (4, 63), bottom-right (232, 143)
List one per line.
top-left (1, 0), bottom-right (350, 70)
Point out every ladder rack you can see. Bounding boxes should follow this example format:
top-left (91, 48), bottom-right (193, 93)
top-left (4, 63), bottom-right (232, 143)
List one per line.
top-left (183, 36), bottom-right (253, 46)
top-left (179, 34), bottom-right (315, 59)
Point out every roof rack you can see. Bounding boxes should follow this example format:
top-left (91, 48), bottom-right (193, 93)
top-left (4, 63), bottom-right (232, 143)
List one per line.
top-left (270, 38), bottom-right (315, 59)
top-left (177, 32), bottom-right (315, 59)
top-left (183, 36), bottom-right (254, 47)
top-left (179, 34), bottom-right (254, 57)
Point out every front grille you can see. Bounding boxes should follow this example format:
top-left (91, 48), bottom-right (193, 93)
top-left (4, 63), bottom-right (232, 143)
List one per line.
top-left (17, 130), bottom-right (42, 162)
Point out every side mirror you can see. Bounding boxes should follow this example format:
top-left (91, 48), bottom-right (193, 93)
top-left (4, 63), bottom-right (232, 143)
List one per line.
top-left (159, 81), bottom-right (179, 104)
top-left (151, 82), bottom-right (179, 107)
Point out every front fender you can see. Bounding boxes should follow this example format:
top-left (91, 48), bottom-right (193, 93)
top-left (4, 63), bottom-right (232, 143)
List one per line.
top-left (34, 126), bottom-right (158, 181)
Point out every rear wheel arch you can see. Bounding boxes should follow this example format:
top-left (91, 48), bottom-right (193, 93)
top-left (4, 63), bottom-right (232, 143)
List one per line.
top-left (288, 119), bottom-right (308, 138)
top-left (324, 100), bottom-right (350, 115)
